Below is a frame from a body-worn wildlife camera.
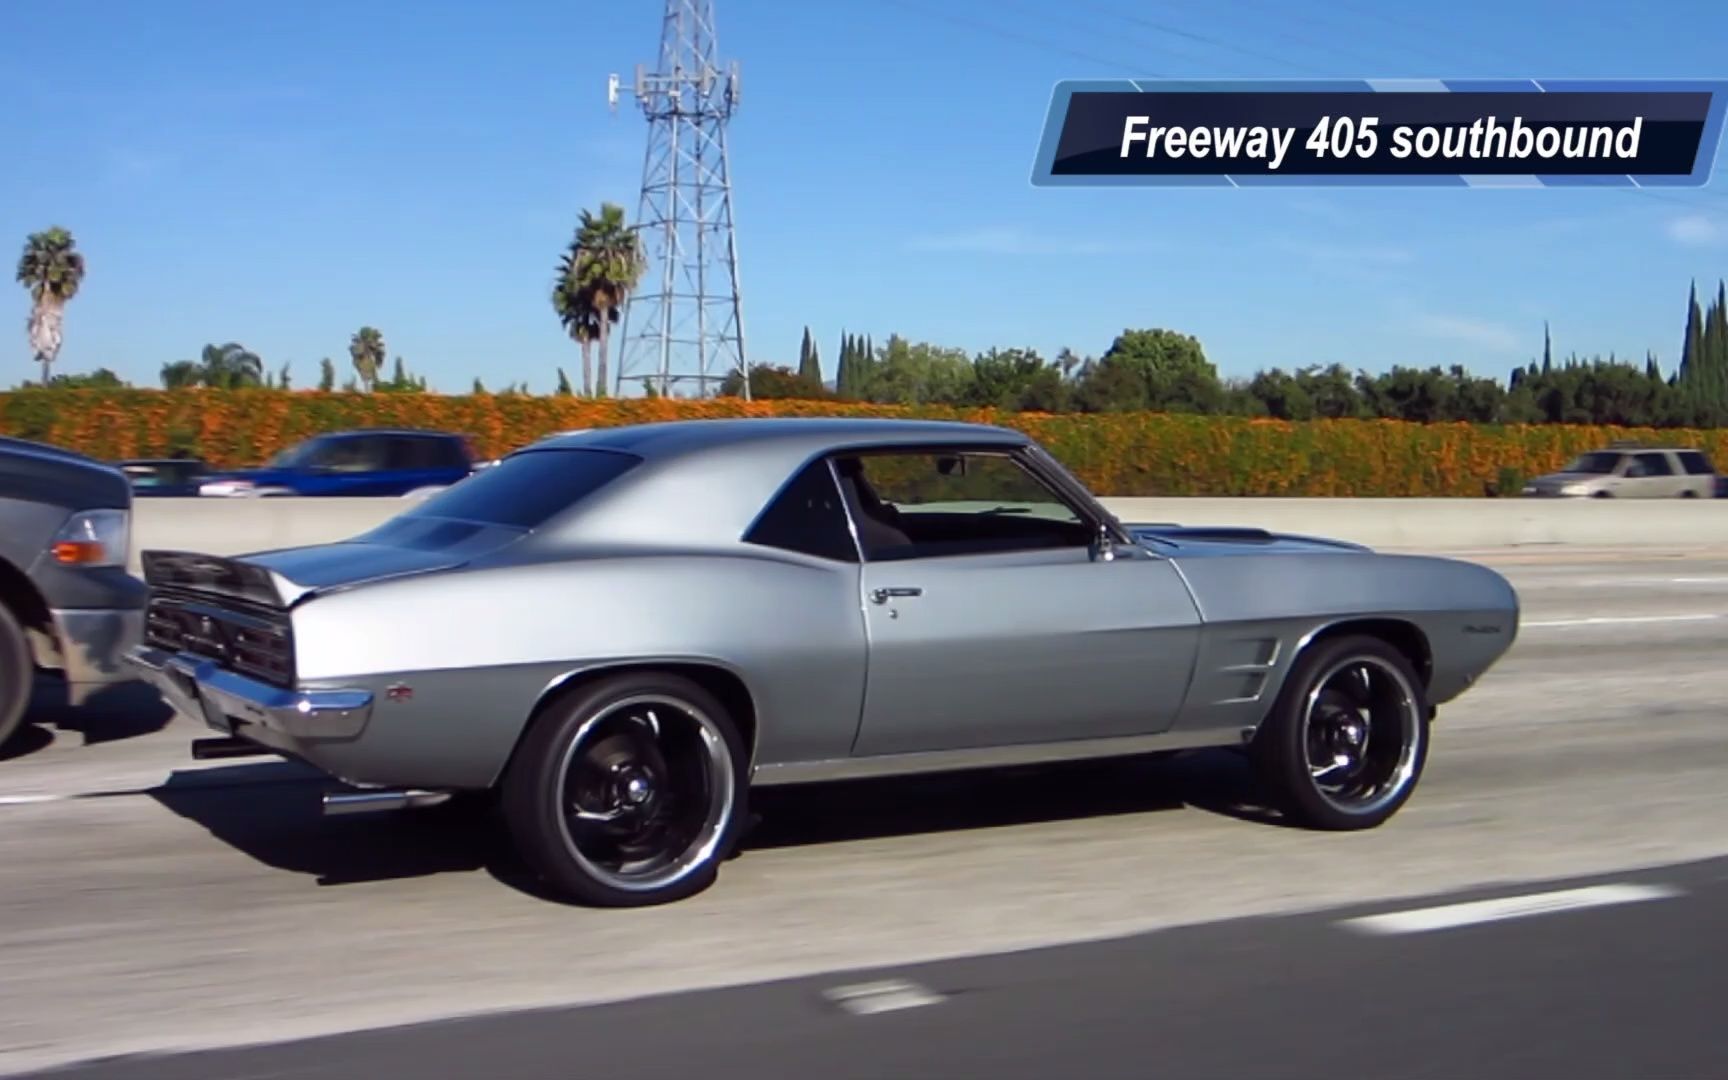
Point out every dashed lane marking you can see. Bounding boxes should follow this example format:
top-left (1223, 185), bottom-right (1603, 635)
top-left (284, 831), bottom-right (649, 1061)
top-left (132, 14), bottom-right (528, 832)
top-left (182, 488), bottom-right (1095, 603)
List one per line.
top-left (1339, 883), bottom-right (1685, 936)
top-left (823, 979), bottom-right (947, 1016)
top-left (1521, 613), bottom-right (1723, 628)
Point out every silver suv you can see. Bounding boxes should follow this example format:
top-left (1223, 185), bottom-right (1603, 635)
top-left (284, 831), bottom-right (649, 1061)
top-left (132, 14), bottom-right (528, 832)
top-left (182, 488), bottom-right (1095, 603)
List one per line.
top-left (1521, 444), bottom-right (1719, 498)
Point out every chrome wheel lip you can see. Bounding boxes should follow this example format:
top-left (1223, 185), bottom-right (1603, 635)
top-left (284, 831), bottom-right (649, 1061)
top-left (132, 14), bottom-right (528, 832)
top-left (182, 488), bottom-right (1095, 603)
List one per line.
top-left (553, 693), bottom-right (737, 894)
top-left (1299, 654), bottom-right (1423, 817)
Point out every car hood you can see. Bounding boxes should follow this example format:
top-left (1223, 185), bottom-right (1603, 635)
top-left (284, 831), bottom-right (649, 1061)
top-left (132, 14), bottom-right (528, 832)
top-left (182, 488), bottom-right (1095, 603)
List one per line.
top-left (141, 516), bottom-right (527, 607)
top-left (1126, 523), bottom-right (1370, 557)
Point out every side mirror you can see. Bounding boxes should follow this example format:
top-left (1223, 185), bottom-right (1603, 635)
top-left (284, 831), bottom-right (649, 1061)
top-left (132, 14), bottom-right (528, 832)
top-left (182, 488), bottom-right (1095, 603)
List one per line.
top-left (1089, 522), bottom-right (1117, 562)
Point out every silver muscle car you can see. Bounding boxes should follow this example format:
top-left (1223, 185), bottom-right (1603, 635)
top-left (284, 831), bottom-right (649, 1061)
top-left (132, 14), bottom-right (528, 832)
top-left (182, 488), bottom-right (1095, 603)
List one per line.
top-left (125, 418), bottom-right (1519, 906)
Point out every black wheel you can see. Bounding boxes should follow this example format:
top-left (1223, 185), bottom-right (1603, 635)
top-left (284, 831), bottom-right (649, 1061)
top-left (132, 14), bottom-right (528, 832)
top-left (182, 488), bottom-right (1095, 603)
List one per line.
top-left (1250, 634), bottom-right (1429, 831)
top-left (0, 603), bottom-right (32, 752)
top-left (501, 671), bottom-right (748, 907)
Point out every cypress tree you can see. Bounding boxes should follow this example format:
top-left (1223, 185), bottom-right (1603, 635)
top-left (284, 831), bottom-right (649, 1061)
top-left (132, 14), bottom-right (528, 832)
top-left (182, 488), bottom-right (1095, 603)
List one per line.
top-left (1701, 286), bottom-right (1721, 415)
top-left (798, 326), bottom-right (821, 385)
top-left (854, 334), bottom-right (874, 396)
top-left (835, 330), bottom-right (851, 396)
top-left (1681, 282), bottom-right (1703, 371)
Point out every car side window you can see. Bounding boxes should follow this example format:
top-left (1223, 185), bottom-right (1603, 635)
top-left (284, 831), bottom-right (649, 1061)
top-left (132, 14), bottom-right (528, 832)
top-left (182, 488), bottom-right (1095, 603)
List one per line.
top-left (434, 437), bottom-right (472, 469)
top-left (831, 449), bottom-right (1090, 562)
top-left (744, 459), bottom-right (859, 563)
top-left (1678, 451), bottom-right (1715, 475)
top-left (323, 437), bottom-right (388, 472)
top-left (1635, 452), bottom-right (1674, 477)
top-left (385, 436), bottom-right (454, 470)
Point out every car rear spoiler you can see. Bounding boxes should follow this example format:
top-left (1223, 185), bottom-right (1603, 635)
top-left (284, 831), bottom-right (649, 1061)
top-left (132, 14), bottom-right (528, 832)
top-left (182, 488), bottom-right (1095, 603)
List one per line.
top-left (139, 550), bottom-right (315, 609)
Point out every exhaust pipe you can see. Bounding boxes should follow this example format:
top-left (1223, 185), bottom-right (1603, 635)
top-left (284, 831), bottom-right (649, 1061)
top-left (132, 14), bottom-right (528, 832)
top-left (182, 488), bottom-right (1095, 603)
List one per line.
top-left (321, 789), bottom-right (452, 816)
top-left (191, 736), bottom-right (277, 761)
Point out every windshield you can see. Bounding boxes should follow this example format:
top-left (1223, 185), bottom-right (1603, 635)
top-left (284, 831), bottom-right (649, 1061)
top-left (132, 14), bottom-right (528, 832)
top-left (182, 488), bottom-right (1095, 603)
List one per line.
top-left (1563, 452), bottom-right (1622, 475)
top-left (268, 436), bottom-right (330, 468)
top-left (401, 447), bottom-right (642, 529)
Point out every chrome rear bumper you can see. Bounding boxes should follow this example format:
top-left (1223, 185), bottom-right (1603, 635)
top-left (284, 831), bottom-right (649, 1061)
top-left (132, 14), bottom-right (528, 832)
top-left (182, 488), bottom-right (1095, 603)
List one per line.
top-left (124, 645), bottom-right (373, 740)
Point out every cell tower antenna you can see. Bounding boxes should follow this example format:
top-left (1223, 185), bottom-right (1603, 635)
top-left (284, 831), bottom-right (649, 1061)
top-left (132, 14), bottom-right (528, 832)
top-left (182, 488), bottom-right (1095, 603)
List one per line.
top-left (609, 0), bottom-right (749, 399)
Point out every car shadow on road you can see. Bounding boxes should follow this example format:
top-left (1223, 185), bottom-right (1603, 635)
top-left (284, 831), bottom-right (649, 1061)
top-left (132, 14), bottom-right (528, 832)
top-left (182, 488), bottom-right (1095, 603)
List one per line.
top-left (2, 677), bottom-right (175, 762)
top-left (741, 747), bottom-right (1292, 851)
top-left (142, 748), bottom-right (1293, 901)
top-left (146, 764), bottom-right (503, 887)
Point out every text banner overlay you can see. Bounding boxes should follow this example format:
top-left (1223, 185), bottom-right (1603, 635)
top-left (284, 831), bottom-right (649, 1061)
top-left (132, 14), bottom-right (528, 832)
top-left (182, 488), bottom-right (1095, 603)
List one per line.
top-left (1030, 79), bottom-right (1728, 187)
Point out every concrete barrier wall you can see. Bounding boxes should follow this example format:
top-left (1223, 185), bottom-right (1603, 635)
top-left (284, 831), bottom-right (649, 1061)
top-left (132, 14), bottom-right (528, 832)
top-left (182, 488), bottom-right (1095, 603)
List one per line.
top-left (124, 495), bottom-right (1728, 571)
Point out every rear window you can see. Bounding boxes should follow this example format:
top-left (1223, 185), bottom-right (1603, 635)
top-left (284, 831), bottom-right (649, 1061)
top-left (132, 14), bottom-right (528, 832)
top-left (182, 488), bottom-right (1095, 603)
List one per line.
top-left (402, 447), bottom-right (641, 529)
top-left (1679, 451), bottom-right (1716, 475)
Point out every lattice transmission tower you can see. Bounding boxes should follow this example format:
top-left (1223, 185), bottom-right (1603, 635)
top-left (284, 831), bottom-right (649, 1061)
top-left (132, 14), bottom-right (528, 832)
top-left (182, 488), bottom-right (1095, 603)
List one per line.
top-left (608, 0), bottom-right (749, 399)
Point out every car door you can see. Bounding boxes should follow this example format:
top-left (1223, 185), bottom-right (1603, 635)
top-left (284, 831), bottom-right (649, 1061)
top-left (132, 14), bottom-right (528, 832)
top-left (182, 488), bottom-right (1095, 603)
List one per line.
top-left (1677, 450), bottom-right (1719, 497)
top-left (305, 434), bottom-right (397, 496)
top-left (838, 446), bottom-right (1203, 758)
top-left (1628, 451), bottom-right (1681, 497)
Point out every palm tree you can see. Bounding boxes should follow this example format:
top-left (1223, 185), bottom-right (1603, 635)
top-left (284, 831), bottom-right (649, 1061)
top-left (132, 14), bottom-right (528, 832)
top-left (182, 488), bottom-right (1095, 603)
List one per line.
top-left (349, 326), bottom-right (385, 390)
top-left (551, 246), bottom-right (601, 395)
top-left (572, 203), bottom-right (644, 397)
top-left (160, 343), bottom-right (264, 389)
top-left (15, 227), bottom-right (86, 385)
top-left (200, 342), bottom-right (264, 388)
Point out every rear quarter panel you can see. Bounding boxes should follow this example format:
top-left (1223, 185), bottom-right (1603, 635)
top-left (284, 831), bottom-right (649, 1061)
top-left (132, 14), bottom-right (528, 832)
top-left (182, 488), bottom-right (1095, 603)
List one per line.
top-left (1166, 551), bottom-right (1519, 740)
top-left (287, 549), bottom-right (868, 789)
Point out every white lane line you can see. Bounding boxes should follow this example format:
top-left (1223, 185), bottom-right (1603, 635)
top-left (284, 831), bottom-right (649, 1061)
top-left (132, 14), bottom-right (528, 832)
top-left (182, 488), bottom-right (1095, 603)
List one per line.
top-left (823, 979), bottom-right (946, 1016)
top-left (1340, 883), bottom-right (1684, 936)
top-left (1535, 576), bottom-right (1728, 588)
top-left (0, 794), bottom-right (67, 806)
top-left (1521, 613), bottom-right (1723, 628)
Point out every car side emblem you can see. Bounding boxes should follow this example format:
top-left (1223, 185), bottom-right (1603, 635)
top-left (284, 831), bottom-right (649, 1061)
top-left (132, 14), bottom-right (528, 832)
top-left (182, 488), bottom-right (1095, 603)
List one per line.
top-left (386, 683), bottom-right (413, 702)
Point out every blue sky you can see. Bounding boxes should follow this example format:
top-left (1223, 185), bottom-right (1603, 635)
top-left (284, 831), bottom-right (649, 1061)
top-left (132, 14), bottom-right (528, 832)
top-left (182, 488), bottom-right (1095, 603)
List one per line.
top-left (3, 0), bottom-right (1727, 394)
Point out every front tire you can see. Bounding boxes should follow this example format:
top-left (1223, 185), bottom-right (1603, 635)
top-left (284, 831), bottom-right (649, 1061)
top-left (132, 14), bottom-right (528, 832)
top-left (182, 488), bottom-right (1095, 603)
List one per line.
top-left (1250, 634), bottom-right (1430, 830)
top-left (501, 672), bottom-right (748, 906)
top-left (0, 604), bottom-right (30, 752)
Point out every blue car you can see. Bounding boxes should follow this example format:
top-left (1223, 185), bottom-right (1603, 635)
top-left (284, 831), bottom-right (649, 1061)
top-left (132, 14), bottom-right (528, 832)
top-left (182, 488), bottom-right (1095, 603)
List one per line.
top-left (198, 429), bottom-right (477, 498)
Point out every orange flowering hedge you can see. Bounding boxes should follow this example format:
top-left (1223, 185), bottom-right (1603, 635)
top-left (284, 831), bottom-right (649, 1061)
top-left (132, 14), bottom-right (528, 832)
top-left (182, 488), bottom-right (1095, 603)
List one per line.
top-left (4, 387), bottom-right (1726, 497)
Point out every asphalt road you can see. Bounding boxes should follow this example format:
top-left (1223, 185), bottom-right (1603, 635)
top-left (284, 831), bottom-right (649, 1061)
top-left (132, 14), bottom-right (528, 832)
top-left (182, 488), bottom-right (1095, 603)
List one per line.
top-left (32, 856), bottom-right (1728, 1079)
top-left (3, 545), bottom-right (1728, 1076)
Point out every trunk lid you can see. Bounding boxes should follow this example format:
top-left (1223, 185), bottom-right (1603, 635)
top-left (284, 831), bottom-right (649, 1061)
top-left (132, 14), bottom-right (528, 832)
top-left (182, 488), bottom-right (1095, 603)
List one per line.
top-left (140, 516), bottom-right (526, 608)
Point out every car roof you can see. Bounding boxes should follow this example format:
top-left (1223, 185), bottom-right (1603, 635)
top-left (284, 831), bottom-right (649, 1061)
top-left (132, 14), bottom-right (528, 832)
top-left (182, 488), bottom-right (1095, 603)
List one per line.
top-left (314, 428), bottom-right (463, 439)
top-left (0, 434), bottom-right (103, 468)
top-left (534, 416), bottom-right (1026, 461)
top-left (0, 436), bottom-right (130, 508)
top-left (515, 417), bottom-right (1037, 550)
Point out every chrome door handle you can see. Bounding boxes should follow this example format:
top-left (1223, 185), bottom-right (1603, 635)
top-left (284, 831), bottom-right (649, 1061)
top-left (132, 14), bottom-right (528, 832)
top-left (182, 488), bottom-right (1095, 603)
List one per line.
top-left (870, 586), bottom-right (923, 605)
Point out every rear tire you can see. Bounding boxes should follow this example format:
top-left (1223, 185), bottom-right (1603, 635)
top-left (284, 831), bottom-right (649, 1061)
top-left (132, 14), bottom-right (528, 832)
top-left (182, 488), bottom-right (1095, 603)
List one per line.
top-left (501, 672), bottom-right (748, 907)
top-left (0, 604), bottom-right (33, 752)
top-left (1250, 634), bottom-right (1430, 831)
